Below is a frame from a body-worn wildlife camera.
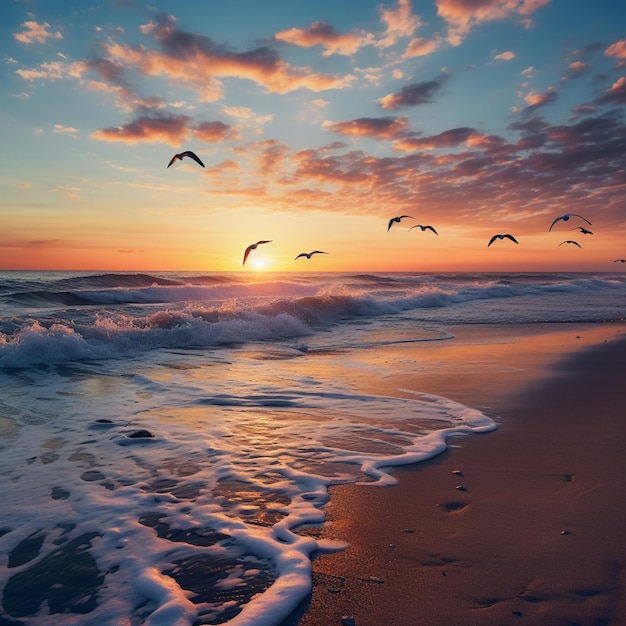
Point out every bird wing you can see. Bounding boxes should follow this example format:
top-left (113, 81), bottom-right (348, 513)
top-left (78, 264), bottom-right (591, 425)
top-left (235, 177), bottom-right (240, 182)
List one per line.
top-left (572, 213), bottom-right (591, 225)
top-left (183, 151), bottom-right (205, 167)
top-left (167, 154), bottom-right (179, 168)
top-left (487, 235), bottom-right (498, 247)
top-left (548, 216), bottom-right (562, 231)
top-left (505, 234), bottom-right (518, 244)
top-left (294, 253), bottom-right (307, 260)
top-left (387, 218), bottom-right (396, 231)
top-left (426, 226), bottom-right (438, 234)
top-left (243, 245), bottom-right (254, 266)
top-left (311, 250), bottom-right (328, 255)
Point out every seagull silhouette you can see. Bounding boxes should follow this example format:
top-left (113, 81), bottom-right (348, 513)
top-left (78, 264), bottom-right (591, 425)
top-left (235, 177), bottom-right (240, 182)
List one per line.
top-left (613, 259), bottom-right (625, 263)
top-left (487, 234), bottom-right (518, 247)
top-left (243, 240), bottom-right (272, 266)
top-left (548, 213), bottom-right (591, 231)
top-left (387, 215), bottom-right (414, 231)
top-left (294, 251), bottom-right (328, 260)
top-left (167, 150), bottom-right (205, 168)
top-left (408, 224), bottom-right (438, 235)
top-left (571, 227), bottom-right (593, 234)
top-left (558, 240), bottom-right (582, 248)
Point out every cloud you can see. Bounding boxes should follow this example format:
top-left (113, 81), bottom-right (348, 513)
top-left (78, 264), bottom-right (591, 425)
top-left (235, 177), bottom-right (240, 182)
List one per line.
top-left (605, 39), bottom-right (626, 67)
top-left (436, 0), bottom-right (551, 46)
top-left (53, 124), bottom-right (79, 134)
top-left (103, 14), bottom-right (355, 103)
top-left (91, 113), bottom-right (191, 145)
top-left (522, 86), bottom-right (558, 109)
top-left (16, 61), bottom-right (67, 81)
top-left (495, 51), bottom-right (515, 61)
top-left (323, 116), bottom-right (410, 139)
top-left (378, 75), bottom-right (449, 109)
top-left (403, 36), bottom-right (442, 58)
top-left (596, 76), bottom-right (626, 106)
top-left (194, 121), bottom-right (237, 142)
top-left (274, 21), bottom-right (372, 57)
top-left (377, 0), bottom-right (423, 48)
top-left (392, 127), bottom-right (482, 151)
top-left (14, 20), bottom-right (62, 45)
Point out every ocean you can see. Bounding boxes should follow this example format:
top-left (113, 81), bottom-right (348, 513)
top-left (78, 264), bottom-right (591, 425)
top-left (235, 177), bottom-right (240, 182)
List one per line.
top-left (0, 270), bottom-right (625, 625)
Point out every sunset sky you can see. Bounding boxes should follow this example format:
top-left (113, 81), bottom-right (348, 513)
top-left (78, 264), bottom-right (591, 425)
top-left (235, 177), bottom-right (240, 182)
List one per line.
top-left (2, 0), bottom-right (625, 272)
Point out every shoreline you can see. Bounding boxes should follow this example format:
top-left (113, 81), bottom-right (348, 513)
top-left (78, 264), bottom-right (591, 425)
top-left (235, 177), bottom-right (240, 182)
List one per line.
top-left (286, 323), bottom-right (626, 625)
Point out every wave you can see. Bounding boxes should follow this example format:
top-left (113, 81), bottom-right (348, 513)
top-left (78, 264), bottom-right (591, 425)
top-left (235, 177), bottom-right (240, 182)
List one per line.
top-left (1, 272), bottom-right (625, 368)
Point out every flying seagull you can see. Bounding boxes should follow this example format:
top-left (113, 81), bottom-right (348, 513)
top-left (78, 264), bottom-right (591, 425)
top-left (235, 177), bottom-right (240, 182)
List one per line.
top-left (408, 224), bottom-right (438, 235)
top-left (294, 250), bottom-right (328, 260)
top-left (387, 215), bottom-right (414, 231)
top-left (558, 240), bottom-right (582, 248)
top-left (167, 150), bottom-right (205, 168)
top-left (548, 213), bottom-right (591, 232)
top-left (243, 240), bottom-right (272, 266)
top-left (487, 234), bottom-right (518, 247)
top-left (571, 227), bottom-right (593, 234)
top-left (613, 259), bottom-right (626, 263)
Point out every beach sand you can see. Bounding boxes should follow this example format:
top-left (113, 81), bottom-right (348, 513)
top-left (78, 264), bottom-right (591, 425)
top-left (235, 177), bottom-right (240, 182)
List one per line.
top-left (286, 323), bottom-right (626, 626)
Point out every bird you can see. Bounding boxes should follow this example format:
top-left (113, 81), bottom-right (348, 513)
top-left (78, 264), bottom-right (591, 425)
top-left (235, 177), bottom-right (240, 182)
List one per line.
top-left (487, 234), bottom-right (518, 247)
top-left (167, 150), bottom-right (205, 168)
top-left (571, 227), bottom-right (593, 234)
top-left (408, 224), bottom-right (438, 235)
top-left (613, 259), bottom-right (626, 263)
top-left (387, 215), bottom-right (414, 231)
top-left (548, 213), bottom-right (591, 231)
top-left (294, 251), bottom-right (328, 260)
top-left (558, 240), bottom-right (582, 248)
top-left (243, 240), bottom-right (272, 266)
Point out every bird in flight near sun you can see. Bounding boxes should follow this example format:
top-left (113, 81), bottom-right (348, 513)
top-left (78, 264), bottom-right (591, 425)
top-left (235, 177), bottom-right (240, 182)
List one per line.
top-left (558, 240), bottom-right (582, 248)
top-left (243, 240), bottom-right (272, 266)
top-left (408, 224), bottom-right (438, 235)
top-left (167, 150), bottom-right (205, 168)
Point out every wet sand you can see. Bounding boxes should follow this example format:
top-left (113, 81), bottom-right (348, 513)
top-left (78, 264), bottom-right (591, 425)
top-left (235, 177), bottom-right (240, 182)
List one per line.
top-left (287, 323), bottom-right (626, 625)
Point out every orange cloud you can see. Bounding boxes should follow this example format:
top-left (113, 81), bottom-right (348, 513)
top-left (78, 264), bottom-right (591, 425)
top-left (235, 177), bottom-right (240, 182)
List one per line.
top-left (436, 0), bottom-right (551, 46)
top-left (523, 87), bottom-right (558, 109)
top-left (104, 15), bottom-right (355, 102)
top-left (274, 21), bottom-right (371, 56)
top-left (323, 116), bottom-right (410, 140)
top-left (194, 121), bottom-right (236, 142)
top-left (403, 36), bottom-right (442, 58)
top-left (91, 114), bottom-right (191, 146)
top-left (605, 40), bottom-right (626, 67)
top-left (378, 0), bottom-right (423, 48)
top-left (393, 127), bottom-right (481, 151)
top-left (378, 75), bottom-right (449, 110)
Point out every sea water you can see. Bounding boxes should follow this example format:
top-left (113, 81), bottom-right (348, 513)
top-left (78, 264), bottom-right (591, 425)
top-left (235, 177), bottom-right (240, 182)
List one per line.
top-left (0, 271), bottom-right (624, 625)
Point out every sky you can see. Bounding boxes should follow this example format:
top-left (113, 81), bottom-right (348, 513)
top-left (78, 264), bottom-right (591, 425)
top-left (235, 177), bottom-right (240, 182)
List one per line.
top-left (1, 0), bottom-right (625, 273)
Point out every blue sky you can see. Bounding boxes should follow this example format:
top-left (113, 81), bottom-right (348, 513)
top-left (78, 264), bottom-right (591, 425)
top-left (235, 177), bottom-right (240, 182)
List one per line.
top-left (1, 0), bottom-right (625, 271)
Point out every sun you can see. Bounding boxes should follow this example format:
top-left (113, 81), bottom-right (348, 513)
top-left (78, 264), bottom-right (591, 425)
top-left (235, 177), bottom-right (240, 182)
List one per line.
top-left (250, 257), bottom-right (269, 271)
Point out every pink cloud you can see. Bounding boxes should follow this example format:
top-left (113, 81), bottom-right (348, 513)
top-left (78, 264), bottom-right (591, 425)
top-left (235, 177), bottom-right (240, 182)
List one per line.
top-left (14, 20), bottom-right (62, 45)
top-left (393, 127), bottom-right (481, 151)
